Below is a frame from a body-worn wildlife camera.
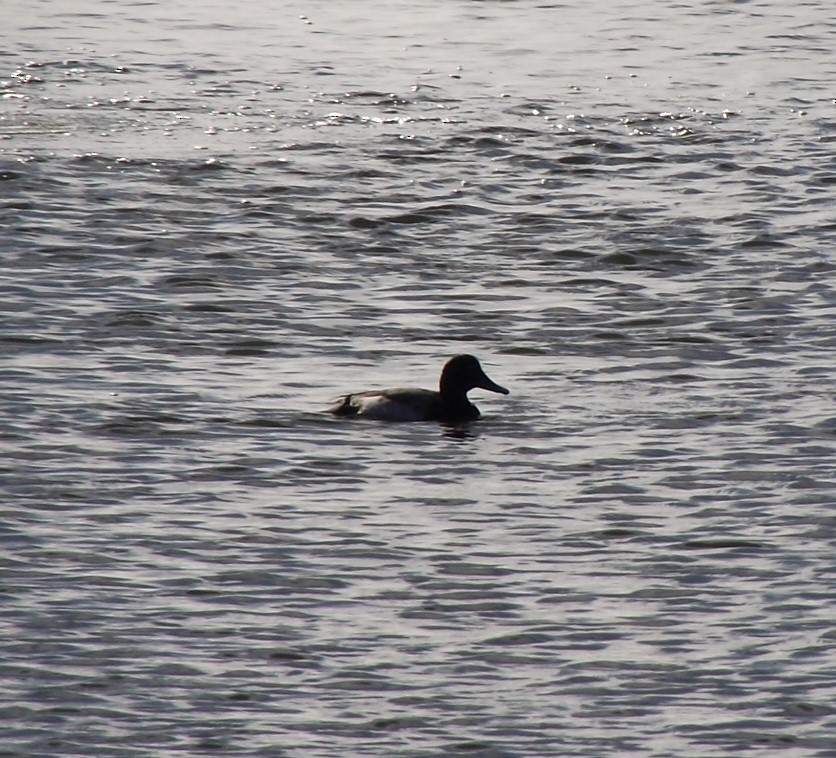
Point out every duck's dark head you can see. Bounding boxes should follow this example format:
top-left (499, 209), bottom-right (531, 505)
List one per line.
top-left (439, 354), bottom-right (509, 397)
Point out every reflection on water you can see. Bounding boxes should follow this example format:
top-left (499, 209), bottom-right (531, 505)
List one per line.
top-left (442, 424), bottom-right (480, 441)
top-left (1, 0), bottom-right (835, 755)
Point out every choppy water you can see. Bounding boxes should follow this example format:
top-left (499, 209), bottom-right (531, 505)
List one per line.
top-left (2, 0), bottom-right (835, 755)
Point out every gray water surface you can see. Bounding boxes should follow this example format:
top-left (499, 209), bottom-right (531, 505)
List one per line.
top-left (2, 1), bottom-right (835, 756)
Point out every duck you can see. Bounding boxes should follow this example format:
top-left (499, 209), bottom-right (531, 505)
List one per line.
top-left (329, 354), bottom-right (509, 423)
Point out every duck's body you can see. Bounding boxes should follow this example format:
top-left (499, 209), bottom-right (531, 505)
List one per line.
top-left (330, 354), bottom-right (509, 423)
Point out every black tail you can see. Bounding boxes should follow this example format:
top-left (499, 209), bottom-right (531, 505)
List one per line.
top-left (329, 394), bottom-right (358, 416)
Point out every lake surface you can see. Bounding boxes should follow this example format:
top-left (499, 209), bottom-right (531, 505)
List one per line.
top-left (2, 1), bottom-right (835, 755)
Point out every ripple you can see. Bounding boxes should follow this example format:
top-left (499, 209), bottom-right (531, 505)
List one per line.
top-left (2, 1), bottom-right (835, 756)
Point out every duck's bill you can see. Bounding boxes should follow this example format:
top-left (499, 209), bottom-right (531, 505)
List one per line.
top-left (479, 376), bottom-right (510, 395)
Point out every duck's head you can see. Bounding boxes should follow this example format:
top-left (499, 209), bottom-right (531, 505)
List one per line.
top-left (440, 354), bottom-right (509, 396)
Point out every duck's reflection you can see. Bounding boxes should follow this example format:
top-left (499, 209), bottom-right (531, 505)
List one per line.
top-left (442, 423), bottom-right (479, 440)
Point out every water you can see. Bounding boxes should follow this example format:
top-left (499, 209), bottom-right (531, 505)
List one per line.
top-left (2, 0), bottom-right (835, 755)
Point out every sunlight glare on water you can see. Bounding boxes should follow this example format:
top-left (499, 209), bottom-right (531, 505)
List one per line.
top-left (1, 0), bottom-right (835, 756)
